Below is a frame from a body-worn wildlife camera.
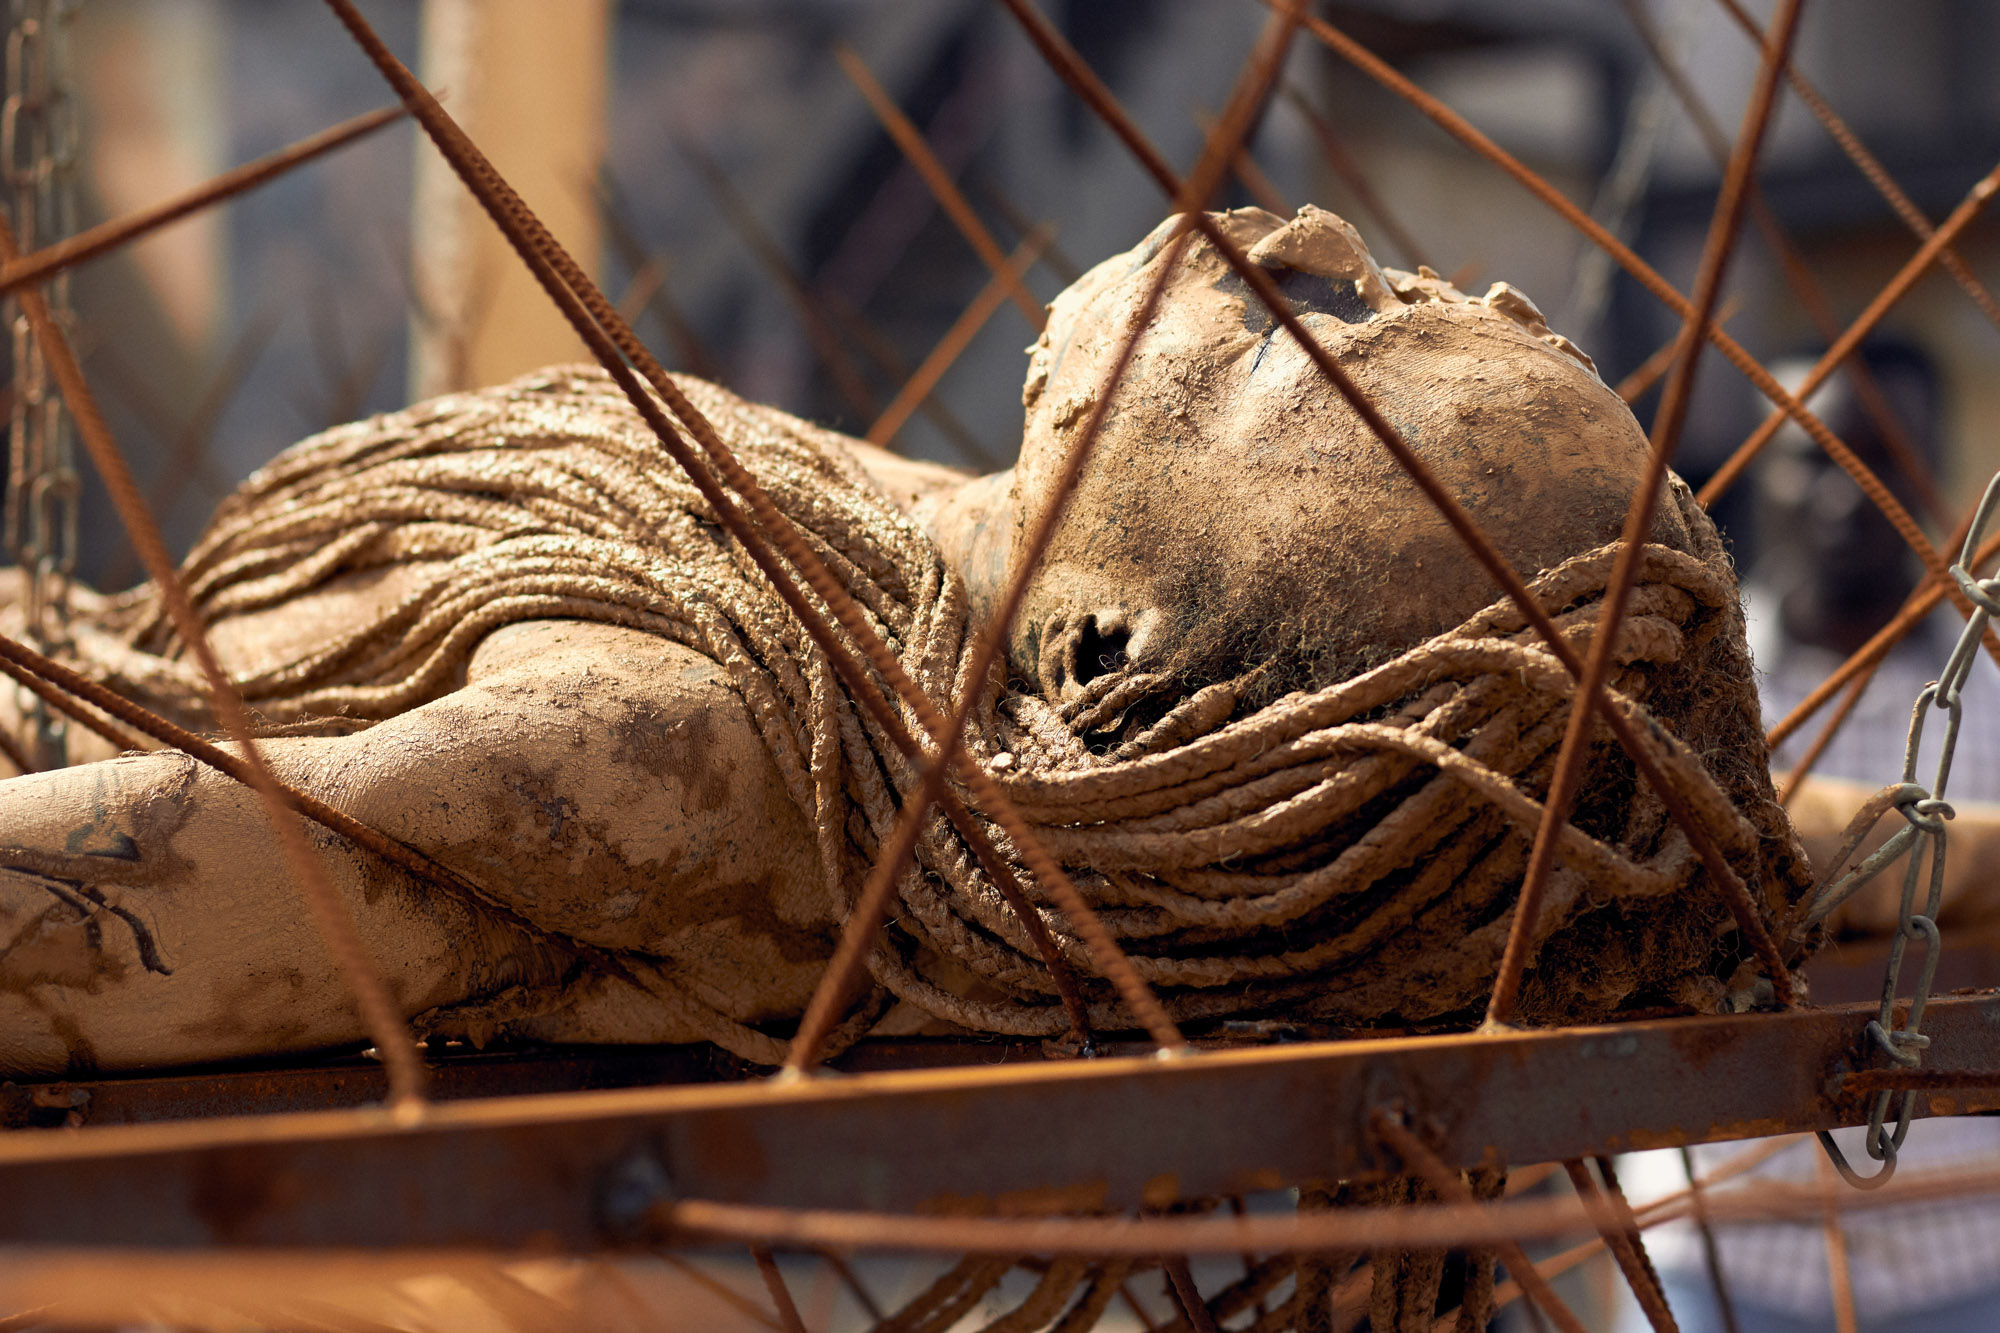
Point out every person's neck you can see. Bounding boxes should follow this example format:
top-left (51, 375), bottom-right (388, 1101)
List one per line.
top-left (917, 468), bottom-right (1015, 624)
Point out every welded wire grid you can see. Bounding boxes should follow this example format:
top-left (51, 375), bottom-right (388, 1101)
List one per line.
top-left (0, 0), bottom-right (1997, 1329)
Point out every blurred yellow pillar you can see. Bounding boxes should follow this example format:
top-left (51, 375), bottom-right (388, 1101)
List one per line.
top-left (409, 0), bottom-right (610, 398)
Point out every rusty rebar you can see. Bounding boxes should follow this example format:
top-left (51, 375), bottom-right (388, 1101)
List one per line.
top-left (1370, 1110), bottom-right (1589, 1333)
top-left (1678, 1147), bottom-right (1743, 1333)
top-left (1698, 159), bottom-right (2000, 507)
top-left (1709, 0), bottom-right (2000, 335)
top-left (1165, 1257), bottom-right (1222, 1333)
top-left (0, 105), bottom-right (407, 301)
top-left (1776, 663), bottom-right (1881, 807)
top-left (749, 1246), bottom-right (807, 1333)
top-left (1192, 103), bottom-right (1290, 216)
top-left (1766, 527), bottom-right (2000, 753)
top-left (0, 637), bottom-right (147, 754)
top-left (0, 214), bottom-right (428, 1109)
top-left (1615, 296), bottom-right (1742, 403)
top-left (1490, 0), bottom-right (1805, 1028)
top-left (834, 42), bottom-right (1042, 328)
top-left (1004, 0), bottom-right (1795, 1008)
top-left (1565, 1158), bottom-right (1678, 1333)
top-left (866, 226), bottom-right (1049, 447)
top-left (320, 0), bottom-right (1181, 1053)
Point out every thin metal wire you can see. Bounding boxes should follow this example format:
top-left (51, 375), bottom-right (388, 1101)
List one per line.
top-left (834, 42), bottom-right (1042, 328)
top-left (1489, 0), bottom-right (1806, 1028)
top-left (1797, 475), bottom-right (2000, 1190)
top-left (999, 1), bottom-right (1795, 1003)
top-left (0, 213), bottom-right (428, 1108)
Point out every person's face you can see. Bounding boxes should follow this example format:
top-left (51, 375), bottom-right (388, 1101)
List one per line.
top-left (1004, 207), bottom-right (1687, 713)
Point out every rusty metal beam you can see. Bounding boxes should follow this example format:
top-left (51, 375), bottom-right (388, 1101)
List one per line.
top-left (0, 995), bottom-right (1995, 1250)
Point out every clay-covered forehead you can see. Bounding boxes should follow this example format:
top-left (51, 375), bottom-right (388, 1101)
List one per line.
top-left (1007, 206), bottom-right (1676, 696)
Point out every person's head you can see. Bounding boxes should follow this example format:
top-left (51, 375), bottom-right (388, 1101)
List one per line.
top-left (1000, 205), bottom-right (1690, 725)
top-left (1753, 340), bottom-right (1940, 655)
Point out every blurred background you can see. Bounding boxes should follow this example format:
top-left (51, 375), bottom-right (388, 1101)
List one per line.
top-left (36, 0), bottom-right (2000, 586)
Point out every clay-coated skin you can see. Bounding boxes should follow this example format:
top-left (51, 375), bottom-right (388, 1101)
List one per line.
top-left (0, 207), bottom-right (1822, 1074)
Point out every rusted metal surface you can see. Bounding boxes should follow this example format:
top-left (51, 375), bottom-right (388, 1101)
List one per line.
top-left (0, 996), bottom-right (1995, 1250)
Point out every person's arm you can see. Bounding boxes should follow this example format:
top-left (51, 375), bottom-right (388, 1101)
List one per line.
top-left (0, 619), bottom-right (829, 1076)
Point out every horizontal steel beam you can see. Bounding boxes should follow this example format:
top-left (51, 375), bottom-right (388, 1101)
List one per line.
top-left (0, 994), bottom-right (1994, 1250)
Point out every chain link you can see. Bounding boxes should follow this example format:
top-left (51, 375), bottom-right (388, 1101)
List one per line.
top-left (2, 0), bottom-right (78, 770)
top-left (1803, 470), bottom-right (2000, 1188)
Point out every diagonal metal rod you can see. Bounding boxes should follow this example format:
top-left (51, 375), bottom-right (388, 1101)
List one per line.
top-left (823, 286), bottom-right (1000, 468)
top-left (0, 105), bottom-right (407, 300)
top-left (1564, 1159), bottom-right (1671, 1332)
top-left (1765, 526), bottom-right (2000, 751)
top-left (1286, 3), bottom-right (1995, 653)
top-left (976, 177), bottom-right (1084, 284)
top-left (866, 226), bottom-right (1049, 447)
top-left (1776, 664), bottom-right (1879, 806)
top-left (678, 137), bottom-right (882, 422)
top-left (1004, 0), bottom-right (1794, 1005)
top-left (1697, 159), bottom-right (2000, 505)
top-left (750, 1245), bottom-right (807, 1333)
top-left (1616, 296), bottom-right (1742, 404)
top-left (101, 310), bottom-right (277, 590)
top-left (786, 0), bottom-right (1312, 1073)
top-left (834, 42), bottom-right (1043, 328)
top-left (1709, 0), bottom-right (2000, 335)
top-left (1371, 1109), bottom-right (1589, 1333)
top-left (1617, 0), bottom-right (1946, 526)
top-left (1489, 0), bottom-right (1805, 1028)
top-left (1164, 1257), bottom-right (1221, 1333)
top-left (0, 215), bottom-right (428, 1109)
top-left (1678, 1147), bottom-right (1743, 1333)
top-left (594, 173), bottom-right (722, 382)
top-left (1582, 1156), bottom-right (1680, 1333)
top-left (319, 0), bottom-right (1180, 1051)
top-left (1192, 103), bottom-right (1289, 216)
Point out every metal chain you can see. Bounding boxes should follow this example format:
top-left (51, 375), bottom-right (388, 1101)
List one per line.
top-left (1803, 470), bottom-right (2000, 1188)
top-left (1, 0), bottom-right (78, 769)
